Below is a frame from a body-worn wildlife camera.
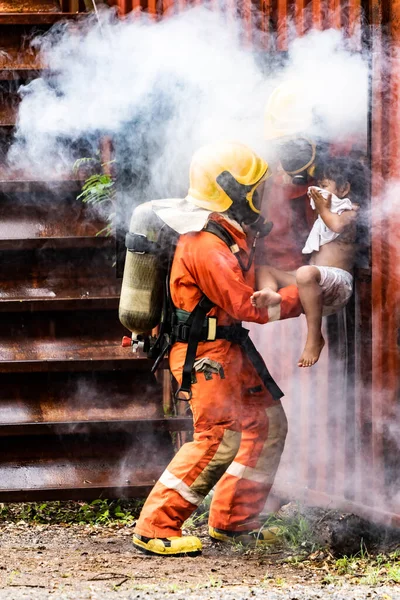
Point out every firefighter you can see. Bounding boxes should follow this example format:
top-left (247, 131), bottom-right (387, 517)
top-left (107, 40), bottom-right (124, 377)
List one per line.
top-left (258, 80), bottom-right (322, 273)
top-left (132, 141), bottom-right (302, 557)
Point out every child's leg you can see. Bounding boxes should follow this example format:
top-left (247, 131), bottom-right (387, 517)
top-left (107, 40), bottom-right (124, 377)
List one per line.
top-left (255, 266), bottom-right (296, 291)
top-left (252, 267), bottom-right (296, 308)
top-left (296, 265), bottom-right (325, 367)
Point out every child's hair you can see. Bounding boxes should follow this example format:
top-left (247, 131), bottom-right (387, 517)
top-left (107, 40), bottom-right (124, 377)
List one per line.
top-left (314, 156), bottom-right (368, 205)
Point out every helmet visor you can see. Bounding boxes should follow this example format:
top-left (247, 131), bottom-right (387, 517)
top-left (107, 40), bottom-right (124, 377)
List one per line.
top-left (246, 170), bottom-right (271, 214)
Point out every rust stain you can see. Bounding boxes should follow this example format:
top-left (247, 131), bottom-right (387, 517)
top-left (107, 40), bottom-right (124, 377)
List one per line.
top-left (0, 1), bottom-right (61, 12)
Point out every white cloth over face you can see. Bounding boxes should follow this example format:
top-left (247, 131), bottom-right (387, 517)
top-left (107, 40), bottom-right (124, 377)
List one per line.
top-left (302, 187), bottom-right (353, 254)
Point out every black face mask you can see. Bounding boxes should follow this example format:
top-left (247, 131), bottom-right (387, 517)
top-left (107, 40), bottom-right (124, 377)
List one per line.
top-left (277, 138), bottom-right (315, 185)
top-left (291, 170), bottom-right (309, 186)
top-left (227, 201), bottom-right (260, 226)
top-left (216, 170), bottom-right (261, 225)
top-left (246, 216), bottom-right (273, 238)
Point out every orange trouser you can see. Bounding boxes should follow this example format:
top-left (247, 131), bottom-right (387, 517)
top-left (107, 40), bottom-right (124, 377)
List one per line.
top-left (134, 343), bottom-right (288, 539)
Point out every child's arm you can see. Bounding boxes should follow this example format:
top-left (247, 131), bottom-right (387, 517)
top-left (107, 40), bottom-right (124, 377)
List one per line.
top-left (309, 188), bottom-right (358, 234)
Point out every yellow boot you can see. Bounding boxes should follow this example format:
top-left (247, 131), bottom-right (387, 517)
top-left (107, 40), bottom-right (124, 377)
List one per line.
top-left (209, 525), bottom-right (280, 547)
top-left (132, 534), bottom-right (202, 557)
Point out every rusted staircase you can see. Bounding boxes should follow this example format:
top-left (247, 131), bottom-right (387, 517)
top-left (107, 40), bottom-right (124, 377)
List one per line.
top-left (0, 0), bottom-right (188, 501)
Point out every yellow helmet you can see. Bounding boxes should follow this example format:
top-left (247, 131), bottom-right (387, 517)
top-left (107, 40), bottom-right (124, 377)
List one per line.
top-left (187, 141), bottom-right (270, 215)
top-left (264, 80), bottom-right (313, 140)
top-left (265, 81), bottom-right (317, 184)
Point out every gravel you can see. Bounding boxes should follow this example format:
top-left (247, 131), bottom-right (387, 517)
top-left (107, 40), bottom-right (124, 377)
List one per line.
top-left (0, 515), bottom-right (398, 599)
top-left (0, 584), bottom-right (399, 600)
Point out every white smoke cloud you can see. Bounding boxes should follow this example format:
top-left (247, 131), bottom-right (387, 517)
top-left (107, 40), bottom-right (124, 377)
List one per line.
top-left (7, 6), bottom-right (368, 210)
top-left (279, 28), bottom-right (368, 141)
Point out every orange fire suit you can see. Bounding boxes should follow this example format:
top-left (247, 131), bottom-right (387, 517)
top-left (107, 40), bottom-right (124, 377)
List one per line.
top-left (134, 213), bottom-right (302, 539)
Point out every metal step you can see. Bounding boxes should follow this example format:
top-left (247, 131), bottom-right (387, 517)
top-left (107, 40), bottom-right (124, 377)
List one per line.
top-left (0, 1), bottom-right (62, 12)
top-left (0, 1), bottom-right (182, 501)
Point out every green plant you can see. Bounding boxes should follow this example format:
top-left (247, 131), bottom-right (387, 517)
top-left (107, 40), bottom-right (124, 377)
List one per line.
top-left (333, 550), bottom-right (400, 585)
top-left (74, 157), bottom-right (116, 236)
top-left (262, 511), bottom-right (317, 551)
top-left (0, 499), bottom-right (144, 525)
top-left (321, 573), bottom-right (339, 585)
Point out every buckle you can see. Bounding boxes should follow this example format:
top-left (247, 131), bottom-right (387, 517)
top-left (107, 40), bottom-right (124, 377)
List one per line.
top-left (176, 323), bottom-right (190, 342)
top-left (175, 387), bottom-right (192, 401)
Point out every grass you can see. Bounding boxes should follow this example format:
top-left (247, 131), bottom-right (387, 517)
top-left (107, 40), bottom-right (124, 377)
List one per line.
top-left (333, 550), bottom-right (400, 585)
top-left (262, 510), bottom-right (318, 552)
top-left (0, 499), bottom-right (144, 526)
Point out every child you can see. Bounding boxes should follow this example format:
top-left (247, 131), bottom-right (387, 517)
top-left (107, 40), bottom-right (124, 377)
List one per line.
top-left (251, 157), bottom-right (366, 367)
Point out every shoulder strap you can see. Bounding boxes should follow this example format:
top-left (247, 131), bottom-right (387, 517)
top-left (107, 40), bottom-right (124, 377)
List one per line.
top-left (203, 220), bottom-right (239, 254)
top-left (204, 219), bottom-right (257, 273)
top-left (152, 219), bottom-right (261, 399)
top-left (174, 220), bottom-right (252, 400)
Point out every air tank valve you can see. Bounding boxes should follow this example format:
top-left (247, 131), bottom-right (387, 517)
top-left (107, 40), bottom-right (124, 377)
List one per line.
top-left (121, 335), bottom-right (151, 354)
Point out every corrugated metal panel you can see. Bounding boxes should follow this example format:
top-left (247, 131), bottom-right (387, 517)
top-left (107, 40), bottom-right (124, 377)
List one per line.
top-left (0, 0), bottom-right (195, 501)
top-left (258, 0), bottom-right (399, 526)
top-left (112, 0), bottom-right (399, 525)
top-left (369, 0), bottom-right (400, 520)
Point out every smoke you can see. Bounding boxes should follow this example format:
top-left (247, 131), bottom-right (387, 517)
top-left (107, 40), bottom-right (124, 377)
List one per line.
top-left (7, 3), bottom-right (393, 520)
top-left (8, 6), bottom-right (368, 222)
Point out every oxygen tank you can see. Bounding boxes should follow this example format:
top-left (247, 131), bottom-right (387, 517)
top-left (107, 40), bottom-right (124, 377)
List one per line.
top-left (119, 201), bottom-right (168, 336)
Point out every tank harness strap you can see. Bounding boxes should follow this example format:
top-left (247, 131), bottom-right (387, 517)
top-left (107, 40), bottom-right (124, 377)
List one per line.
top-left (240, 335), bottom-right (283, 401)
top-left (204, 219), bottom-right (258, 272)
top-left (173, 310), bottom-right (283, 402)
top-left (173, 220), bottom-right (283, 402)
top-left (125, 232), bottom-right (159, 254)
top-left (175, 296), bottom-right (214, 401)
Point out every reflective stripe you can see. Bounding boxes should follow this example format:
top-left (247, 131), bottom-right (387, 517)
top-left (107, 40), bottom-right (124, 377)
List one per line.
top-left (225, 461), bottom-right (274, 485)
top-left (267, 303), bottom-right (281, 322)
top-left (159, 469), bottom-right (204, 506)
top-left (207, 317), bottom-right (217, 341)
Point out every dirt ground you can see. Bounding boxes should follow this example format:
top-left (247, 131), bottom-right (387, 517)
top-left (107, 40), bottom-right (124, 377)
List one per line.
top-left (0, 519), bottom-right (399, 599)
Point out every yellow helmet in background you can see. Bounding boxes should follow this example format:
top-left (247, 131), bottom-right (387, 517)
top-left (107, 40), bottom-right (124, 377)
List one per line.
top-left (265, 81), bottom-right (317, 184)
top-left (264, 80), bottom-right (313, 140)
top-left (187, 141), bottom-right (270, 215)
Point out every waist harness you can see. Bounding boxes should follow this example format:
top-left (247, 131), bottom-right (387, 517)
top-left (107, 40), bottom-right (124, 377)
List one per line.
top-left (151, 220), bottom-right (283, 402)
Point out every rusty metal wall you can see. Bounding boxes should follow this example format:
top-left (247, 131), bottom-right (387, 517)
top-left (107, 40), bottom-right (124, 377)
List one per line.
top-left (368, 0), bottom-right (400, 524)
top-left (110, 0), bottom-right (400, 526)
top-left (259, 0), bottom-right (399, 527)
top-left (0, 0), bottom-right (194, 501)
top-left (1, 0), bottom-right (398, 522)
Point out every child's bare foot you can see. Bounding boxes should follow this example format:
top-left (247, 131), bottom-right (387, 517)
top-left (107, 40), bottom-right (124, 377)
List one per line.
top-left (251, 288), bottom-right (282, 308)
top-left (298, 336), bottom-right (325, 367)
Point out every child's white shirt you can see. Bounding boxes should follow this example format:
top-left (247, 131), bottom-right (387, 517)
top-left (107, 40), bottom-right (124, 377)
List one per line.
top-left (302, 186), bottom-right (353, 254)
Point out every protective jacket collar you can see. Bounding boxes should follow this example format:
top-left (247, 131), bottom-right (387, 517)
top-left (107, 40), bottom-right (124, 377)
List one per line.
top-left (151, 197), bottom-right (211, 234)
top-left (151, 197), bottom-right (245, 237)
